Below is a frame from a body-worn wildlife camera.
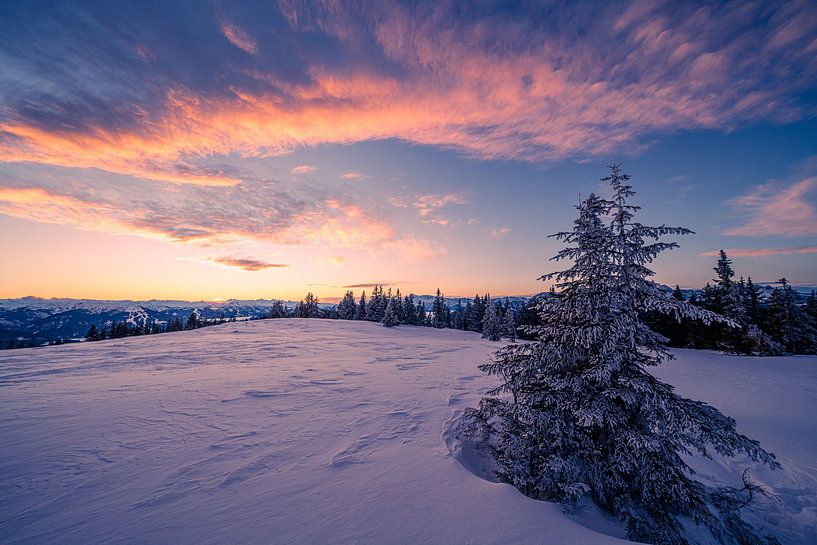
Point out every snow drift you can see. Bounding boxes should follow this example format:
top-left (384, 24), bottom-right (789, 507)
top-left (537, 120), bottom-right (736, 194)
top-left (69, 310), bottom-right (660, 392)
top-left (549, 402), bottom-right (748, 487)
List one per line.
top-left (0, 319), bottom-right (815, 544)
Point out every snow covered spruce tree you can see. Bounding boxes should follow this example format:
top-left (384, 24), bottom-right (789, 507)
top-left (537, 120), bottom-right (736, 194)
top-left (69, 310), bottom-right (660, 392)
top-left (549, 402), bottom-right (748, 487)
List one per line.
top-left (465, 164), bottom-right (780, 545)
top-left (382, 297), bottom-right (399, 327)
top-left (482, 297), bottom-right (502, 341)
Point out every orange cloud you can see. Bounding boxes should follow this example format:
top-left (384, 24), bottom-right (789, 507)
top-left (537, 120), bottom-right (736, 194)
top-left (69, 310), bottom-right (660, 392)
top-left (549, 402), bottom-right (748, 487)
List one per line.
top-left (0, 181), bottom-right (442, 263)
top-left (4, 0), bottom-right (814, 187)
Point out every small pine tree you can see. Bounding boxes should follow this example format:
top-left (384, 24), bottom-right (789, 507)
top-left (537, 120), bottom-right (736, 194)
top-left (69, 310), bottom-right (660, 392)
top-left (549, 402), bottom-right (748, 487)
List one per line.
top-left (86, 324), bottom-right (98, 341)
top-left (337, 290), bottom-right (357, 320)
top-left (465, 164), bottom-right (780, 545)
top-left (673, 284), bottom-right (685, 301)
top-left (481, 297), bottom-right (502, 341)
top-left (355, 291), bottom-right (367, 320)
top-left (504, 308), bottom-right (516, 342)
top-left (765, 278), bottom-right (817, 354)
top-left (432, 288), bottom-right (448, 328)
top-left (416, 301), bottom-right (426, 325)
top-left (382, 298), bottom-right (399, 327)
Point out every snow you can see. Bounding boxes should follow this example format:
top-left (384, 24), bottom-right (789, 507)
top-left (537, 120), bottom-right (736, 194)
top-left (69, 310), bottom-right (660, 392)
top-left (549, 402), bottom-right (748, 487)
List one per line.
top-left (0, 319), bottom-right (815, 545)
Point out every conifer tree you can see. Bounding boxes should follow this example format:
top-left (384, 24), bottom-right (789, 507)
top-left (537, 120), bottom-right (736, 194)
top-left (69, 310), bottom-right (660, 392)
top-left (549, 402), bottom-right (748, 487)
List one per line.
top-left (337, 290), bottom-right (357, 320)
top-left (465, 165), bottom-right (779, 545)
top-left (673, 284), bottom-right (685, 301)
top-left (765, 278), bottom-right (817, 354)
top-left (393, 289), bottom-right (405, 323)
top-left (382, 297), bottom-right (399, 327)
top-left (416, 301), bottom-right (426, 325)
top-left (432, 288), bottom-right (448, 328)
top-left (481, 297), bottom-right (502, 341)
top-left (504, 308), bottom-right (516, 342)
top-left (356, 291), bottom-right (367, 320)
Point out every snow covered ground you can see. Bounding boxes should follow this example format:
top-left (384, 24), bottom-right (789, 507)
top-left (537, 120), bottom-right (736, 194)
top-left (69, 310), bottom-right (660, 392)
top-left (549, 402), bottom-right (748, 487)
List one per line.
top-left (0, 319), bottom-right (815, 544)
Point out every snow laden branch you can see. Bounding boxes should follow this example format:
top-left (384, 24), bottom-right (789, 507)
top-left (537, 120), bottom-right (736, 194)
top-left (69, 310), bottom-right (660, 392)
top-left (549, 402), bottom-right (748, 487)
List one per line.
top-left (464, 164), bottom-right (780, 545)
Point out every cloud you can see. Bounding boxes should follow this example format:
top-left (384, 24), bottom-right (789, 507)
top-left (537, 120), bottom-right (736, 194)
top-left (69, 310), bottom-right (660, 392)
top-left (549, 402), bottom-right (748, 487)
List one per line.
top-left (1, 1), bottom-right (815, 187)
top-left (343, 281), bottom-right (411, 289)
top-left (414, 193), bottom-right (468, 217)
top-left (211, 257), bottom-right (288, 270)
top-left (0, 166), bottom-right (442, 263)
top-left (220, 21), bottom-right (258, 54)
top-left (422, 217), bottom-right (450, 226)
top-left (340, 171), bottom-right (367, 180)
top-left (724, 177), bottom-right (817, 236)
top-left (291, 165), bottom-right (317, 174)
top-left (490, 227), bottom-right (511, 238)
top-left (701, 246), bottom-right (817, 258)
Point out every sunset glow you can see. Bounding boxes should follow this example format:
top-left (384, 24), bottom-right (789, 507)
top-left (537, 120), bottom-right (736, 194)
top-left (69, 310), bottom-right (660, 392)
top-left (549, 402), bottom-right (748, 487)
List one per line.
top-left (1, 1), bottom-right (816, 300)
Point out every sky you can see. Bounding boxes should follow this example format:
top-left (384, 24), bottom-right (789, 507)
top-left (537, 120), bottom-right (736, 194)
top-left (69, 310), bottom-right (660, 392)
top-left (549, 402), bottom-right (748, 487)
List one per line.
top-left (1, 0), bottom-right (816, 302)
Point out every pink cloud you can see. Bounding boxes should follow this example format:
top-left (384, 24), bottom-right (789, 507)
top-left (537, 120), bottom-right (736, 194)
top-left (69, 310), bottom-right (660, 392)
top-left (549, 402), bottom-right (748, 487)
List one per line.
top-left (701, 246), bottom-right (817, 258)
top-left (220, 21), bottom-right (258, 54)
top-left (724, 177), bottom-right (817, 236)
top-left (414, 193), bottom-right (468, 217)
top-left (490, 227), bottom-right (511, 238)
top-left (291, 165), bottom-right (317, 174)
top-left (340, 171), bottom-right (367, 180)
top-left (212, 257), bottom-right (288, 271)
top-left (2, 2), bottom-right (814, 186)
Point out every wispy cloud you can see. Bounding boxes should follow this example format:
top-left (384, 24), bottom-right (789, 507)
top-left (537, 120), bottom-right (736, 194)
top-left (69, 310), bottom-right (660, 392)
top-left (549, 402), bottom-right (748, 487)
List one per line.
top-left (220, 21), bottom-right (258, 54)
top-left (291, 165), bottom-right (317, 174)
top-left (724, 177), bottom-right (817, 236)
top-left (701, 245), bottom-right (817, 258)
top-left (0, 167), bottom-right (442, 263)
top-left (212, 257), bottom-right (288, 271)
top-left (1, 1), bottom-right (814, 187)
top-left (340, 171), bottom-right (367, 180)
top-left (343, 281), bottom-right (411, 289)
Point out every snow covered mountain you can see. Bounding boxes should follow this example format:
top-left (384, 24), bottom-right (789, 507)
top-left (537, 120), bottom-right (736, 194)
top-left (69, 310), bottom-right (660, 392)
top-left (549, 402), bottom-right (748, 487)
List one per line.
top-left (0, 319), bottom-right (815, 544)
top-left (0, 297), bottom-right (286, 347)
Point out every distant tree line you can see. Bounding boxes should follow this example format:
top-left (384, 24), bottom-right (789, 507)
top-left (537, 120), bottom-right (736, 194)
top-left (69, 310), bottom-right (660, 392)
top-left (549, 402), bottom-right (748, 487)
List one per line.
top-left (82, 311), bottom-right (238, 343)
top-left (270, 286), bottom-right (521, 342)
top-left (0, 311), bottom-right (239, 349)
top-left (646, 250), bottom-right (817, 355)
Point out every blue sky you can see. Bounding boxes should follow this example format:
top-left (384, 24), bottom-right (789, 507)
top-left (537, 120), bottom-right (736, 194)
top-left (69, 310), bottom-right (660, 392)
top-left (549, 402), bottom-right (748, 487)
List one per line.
top-left (1, 1), bottom-right (816, 300)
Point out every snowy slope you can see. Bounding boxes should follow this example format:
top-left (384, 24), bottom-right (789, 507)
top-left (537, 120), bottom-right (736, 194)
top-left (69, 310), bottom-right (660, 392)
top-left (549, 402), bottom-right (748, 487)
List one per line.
top-left (0, 320), bottom-right (815, 545)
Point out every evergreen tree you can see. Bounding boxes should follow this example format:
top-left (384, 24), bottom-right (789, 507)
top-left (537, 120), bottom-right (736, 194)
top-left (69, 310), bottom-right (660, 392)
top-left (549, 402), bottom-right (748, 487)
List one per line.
top-left (404, 294), bottom-right (416, 325)
top-left (186, 310), bottom-right (200, 330)
top-left (86, 324), bottom-right (98, 341)
top-left (337, 290), bottom-right (357, 320)
top-left (807, 290), bottom-right (817, 323)
top-left (673, 284), bottom-right (685, 301)
top-left (296, 292), bottom-right (320, 318)
top-left (431, 288), bottom-right (448, 328)
top-left (393, 289), bottom-right (405, 323)
top-left (416, 301), bottom-right (426, 325)
top-left (268, 300), bottom-right (287, 318)
top-left (504, 308), bottom-right (516, 342)
top-left (481, 297), bottom-right (502, 341)
top-left (465, 165), bottom-right (779, 545)
top-left (745, 277), bottom-right (762, 324)
top-left (355, 291), bottom-right (367, 320)
top-left (382, 297), bottom-right (399, 327)
top-left (714, 249), bottom-right (734, 289)
top-left (764, 278), bottom-right (817, 354)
